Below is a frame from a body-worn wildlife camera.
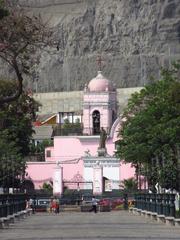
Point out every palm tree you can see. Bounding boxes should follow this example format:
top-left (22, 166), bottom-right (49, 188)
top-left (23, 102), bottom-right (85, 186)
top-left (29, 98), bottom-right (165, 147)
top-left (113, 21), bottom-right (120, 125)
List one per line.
top-left (120, 178), bottom-right (138, 191)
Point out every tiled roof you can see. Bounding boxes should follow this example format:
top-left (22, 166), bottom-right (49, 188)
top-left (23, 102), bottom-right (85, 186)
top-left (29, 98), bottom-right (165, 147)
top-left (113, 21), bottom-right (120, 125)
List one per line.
top-left (32, 125), bottom-right (53, 140)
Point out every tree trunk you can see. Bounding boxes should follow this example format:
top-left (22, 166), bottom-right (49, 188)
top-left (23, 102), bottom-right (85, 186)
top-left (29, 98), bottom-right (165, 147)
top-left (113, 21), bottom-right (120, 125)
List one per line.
top-left (0, 59), bottom-right (23, 104)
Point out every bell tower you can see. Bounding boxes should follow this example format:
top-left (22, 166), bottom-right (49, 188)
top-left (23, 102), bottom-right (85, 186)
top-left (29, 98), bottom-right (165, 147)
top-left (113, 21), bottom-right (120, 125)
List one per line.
top-left (83, 70), bottom-right (117, 135)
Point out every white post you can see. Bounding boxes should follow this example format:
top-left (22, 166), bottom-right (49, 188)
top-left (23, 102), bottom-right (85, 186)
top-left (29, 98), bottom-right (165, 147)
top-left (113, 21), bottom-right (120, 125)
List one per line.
top-left (93, 163), bottom-right (103, 195)
top-left (53, 165), bottom-right (63, 196)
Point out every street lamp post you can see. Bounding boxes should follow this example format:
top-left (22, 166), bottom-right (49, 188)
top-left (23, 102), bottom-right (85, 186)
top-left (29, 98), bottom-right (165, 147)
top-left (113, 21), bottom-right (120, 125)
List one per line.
top-left (77, 182), bottom-right (80, 205)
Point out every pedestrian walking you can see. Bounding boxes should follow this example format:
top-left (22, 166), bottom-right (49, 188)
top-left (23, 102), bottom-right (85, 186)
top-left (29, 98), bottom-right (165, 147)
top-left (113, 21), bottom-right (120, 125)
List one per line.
top-left (25, 198), bottom-right (30, 209)
top-left (29, 196), bottom-right (36, 214)
top-left (49, 197), bottom-right (54, 213)
top-left (89, 196), bottom-right (99, 213)
top-left (51, 196), bottom-right (60, 214)
top-left (55, 197), bottom-right (60, 214)
top-left (51, 197), bottom-right (56, 213)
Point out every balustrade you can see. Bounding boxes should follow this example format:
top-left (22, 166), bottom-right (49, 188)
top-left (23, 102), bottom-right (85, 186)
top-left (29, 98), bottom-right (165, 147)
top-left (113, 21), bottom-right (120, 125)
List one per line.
top-left (0, 194), bottom-right (27, 218)
top-left (134, 193), bottom-right (177, 218)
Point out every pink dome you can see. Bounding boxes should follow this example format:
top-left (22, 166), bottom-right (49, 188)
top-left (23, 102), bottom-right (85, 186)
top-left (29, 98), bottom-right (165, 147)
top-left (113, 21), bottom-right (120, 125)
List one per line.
top-left (88, 71), bottom-right (113, 92)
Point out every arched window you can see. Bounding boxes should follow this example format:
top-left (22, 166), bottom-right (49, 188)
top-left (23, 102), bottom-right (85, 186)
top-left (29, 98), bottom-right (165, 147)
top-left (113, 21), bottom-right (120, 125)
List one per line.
top-left (112, 110), bottom-right (116, 124)
top-left (92, 110), bottom-right (100, 135)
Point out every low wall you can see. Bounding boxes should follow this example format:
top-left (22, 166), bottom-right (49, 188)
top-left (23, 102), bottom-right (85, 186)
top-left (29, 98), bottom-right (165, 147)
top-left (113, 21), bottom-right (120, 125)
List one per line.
top-left (18, 0), bottom-right (85, 8)
top-left (33, 87), bottom-right (142, 115)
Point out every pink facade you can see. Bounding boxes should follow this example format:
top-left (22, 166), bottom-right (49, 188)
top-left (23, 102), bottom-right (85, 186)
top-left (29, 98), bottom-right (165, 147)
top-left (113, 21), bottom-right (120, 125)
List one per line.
top-left (27, 162), bottom-right (56, 189)
top-left (44, 133), bottom-right (117, 180)
top-left (26, 71), bottom-right (135, 192)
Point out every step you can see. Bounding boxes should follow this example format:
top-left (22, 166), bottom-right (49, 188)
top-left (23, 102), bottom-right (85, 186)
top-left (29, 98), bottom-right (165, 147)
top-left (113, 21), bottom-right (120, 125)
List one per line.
top-left (61, 206), bottom-right (81, 212)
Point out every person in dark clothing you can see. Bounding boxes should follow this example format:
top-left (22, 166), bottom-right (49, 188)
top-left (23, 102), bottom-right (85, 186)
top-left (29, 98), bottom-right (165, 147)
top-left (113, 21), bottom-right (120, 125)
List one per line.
top-left (89, 196), bottom-right (99, 213)
top-left (30, 196), bottom-right (36, 214)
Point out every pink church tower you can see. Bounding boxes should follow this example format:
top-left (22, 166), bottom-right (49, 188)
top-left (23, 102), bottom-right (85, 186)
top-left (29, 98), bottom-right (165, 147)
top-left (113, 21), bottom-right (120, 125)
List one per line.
top-left (26, 60), bottom-right (136, 192)
top-left (83, 71), bottom-right (117, 135)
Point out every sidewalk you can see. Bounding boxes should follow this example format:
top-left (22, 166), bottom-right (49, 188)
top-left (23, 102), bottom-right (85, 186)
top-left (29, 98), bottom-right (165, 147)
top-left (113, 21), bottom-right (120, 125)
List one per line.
top-left (0, 211), bottom-right (180, 240)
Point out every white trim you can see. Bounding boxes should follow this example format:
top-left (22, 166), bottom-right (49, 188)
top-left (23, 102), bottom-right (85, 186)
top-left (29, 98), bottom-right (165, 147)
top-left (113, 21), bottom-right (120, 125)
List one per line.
top-left (109, 117), bottom-right (121, 138)
top-left (54, 135), bottom-right (100, 140)
top-left (41, 114), bottom-right (57, 124)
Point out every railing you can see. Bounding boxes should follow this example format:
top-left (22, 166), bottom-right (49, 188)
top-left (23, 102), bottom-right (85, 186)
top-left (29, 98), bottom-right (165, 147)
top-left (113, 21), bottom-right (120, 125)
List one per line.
top-left (83, 127), bottom-right (110, 135)
top-left (60, 127), bottom-right (83, 136)
top-left (53, 126), bottom-right (111, 136)
top-left (0, 194), bottom-right (27, 218)
top-left (134, 193), bottom-right (178, 217)
top-left (53, 127), bottom-right (83, 136)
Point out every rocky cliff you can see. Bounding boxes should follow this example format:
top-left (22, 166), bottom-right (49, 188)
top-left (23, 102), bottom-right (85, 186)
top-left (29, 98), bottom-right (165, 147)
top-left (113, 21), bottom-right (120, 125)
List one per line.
top-left (8, 0), bottom-right (180, 92)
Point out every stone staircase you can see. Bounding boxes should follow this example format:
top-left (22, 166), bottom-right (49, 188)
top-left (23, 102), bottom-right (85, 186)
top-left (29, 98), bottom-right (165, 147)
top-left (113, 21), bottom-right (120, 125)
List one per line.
top-left (61, 205), bottom-right (81, 212)
top-left (61, 205), bottom-right (111, 212)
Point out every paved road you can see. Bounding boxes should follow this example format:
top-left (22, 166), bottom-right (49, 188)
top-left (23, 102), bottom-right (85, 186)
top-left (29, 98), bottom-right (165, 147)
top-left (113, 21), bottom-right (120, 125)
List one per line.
top-left (0, 211), bottom-right (180, 240)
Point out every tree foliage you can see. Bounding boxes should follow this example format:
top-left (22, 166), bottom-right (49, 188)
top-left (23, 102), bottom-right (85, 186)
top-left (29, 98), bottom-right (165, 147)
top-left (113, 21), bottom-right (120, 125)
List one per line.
top-left (116, 62), bottom-right (180, 191)
top-left (0, 1), bottom-right (52, 104)
top-left (0, 0), bottom-right (8, 19)
top-left (0, 134), bottom-right (25, 188)
top-left (0, 80), bottom-right (39, 188)
top-left (120, 178), bottom-right (138, 192)
top-left (53, 118), bottom-right (82, 136)
top-left (42, 182), bottom-right (53, 194)
top-left (29, 139), bottom-right (53, 155)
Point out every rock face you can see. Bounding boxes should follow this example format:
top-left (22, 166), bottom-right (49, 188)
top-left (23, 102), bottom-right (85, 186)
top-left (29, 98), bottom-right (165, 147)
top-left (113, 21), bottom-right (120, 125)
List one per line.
top-left (7, 0), bottom-right (180, 92)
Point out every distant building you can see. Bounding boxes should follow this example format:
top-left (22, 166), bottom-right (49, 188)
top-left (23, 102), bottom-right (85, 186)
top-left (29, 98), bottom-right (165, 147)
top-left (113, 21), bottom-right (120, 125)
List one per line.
top-left (26, 71), bottom-right (135, 195)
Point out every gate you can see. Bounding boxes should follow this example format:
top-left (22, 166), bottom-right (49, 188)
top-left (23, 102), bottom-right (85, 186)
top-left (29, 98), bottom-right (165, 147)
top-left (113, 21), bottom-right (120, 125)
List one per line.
top-left (62, 181), bottom-right (93, 205)
top-left (63, 181), bottom-right (93, 192)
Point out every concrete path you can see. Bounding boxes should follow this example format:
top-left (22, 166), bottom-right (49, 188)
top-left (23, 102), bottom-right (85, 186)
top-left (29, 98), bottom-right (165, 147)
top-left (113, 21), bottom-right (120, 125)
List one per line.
top-left (0, 211), bottom-right (180, 240)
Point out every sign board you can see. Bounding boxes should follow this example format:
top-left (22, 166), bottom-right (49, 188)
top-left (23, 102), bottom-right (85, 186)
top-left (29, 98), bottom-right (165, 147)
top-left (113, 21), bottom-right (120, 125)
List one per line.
top-left (105, 180), bottom-right (112, 192)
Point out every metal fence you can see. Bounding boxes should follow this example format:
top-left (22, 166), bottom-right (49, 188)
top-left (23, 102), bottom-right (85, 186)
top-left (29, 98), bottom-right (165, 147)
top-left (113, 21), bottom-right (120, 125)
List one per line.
top-left (134, 193), bottom-right (180, 217)
top-left (0, 194), bottom-right (27, 218)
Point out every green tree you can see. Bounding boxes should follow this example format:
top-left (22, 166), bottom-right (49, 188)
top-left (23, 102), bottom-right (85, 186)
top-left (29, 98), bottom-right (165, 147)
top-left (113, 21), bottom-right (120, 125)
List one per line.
top-left (0, 80), bottom-right (39, 188)
top-left (0, 0), bottom-right (8, 19)
top-left (29, 139), bottom-right (53, 155)
top-left (0, 80), bottom-right (39, 156)
top-left (0, 134), bottom-right (25, 189)
top-left (120, 178), bottom-right (138, 192)
top-left (116, 62), bottom-right (180, 191)
top-left (42, 182), bottom-right (53, 194)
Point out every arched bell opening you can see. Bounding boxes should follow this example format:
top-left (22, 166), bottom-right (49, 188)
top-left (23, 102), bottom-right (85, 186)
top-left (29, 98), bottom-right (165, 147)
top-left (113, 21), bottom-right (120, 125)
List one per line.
top-left (92, 110), bottom-right (100, 135)
top-left (112, 110), bottom-right (116, 125)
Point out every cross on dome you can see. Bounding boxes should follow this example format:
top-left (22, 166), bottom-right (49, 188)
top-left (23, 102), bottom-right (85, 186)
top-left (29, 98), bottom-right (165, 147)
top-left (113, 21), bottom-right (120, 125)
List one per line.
top-left (96, 55), bottom-right (104, 71)
top-left (85, 55), bottom-right (115, 92)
